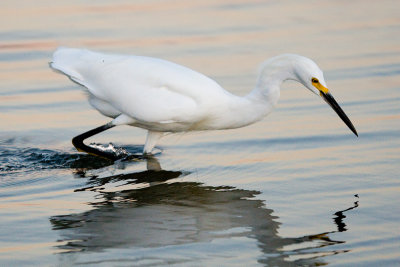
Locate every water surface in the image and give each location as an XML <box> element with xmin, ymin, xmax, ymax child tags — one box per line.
<box><xmin>1</xmin><ymin>0</ymin><xmax>400</xmax><ymax>266</ymax></box>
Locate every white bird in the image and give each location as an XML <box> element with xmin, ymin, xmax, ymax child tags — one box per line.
<box><xmin>50</xmin><ymin>47</ymin><xmax>357</xmax><ymax>159</ymax></box>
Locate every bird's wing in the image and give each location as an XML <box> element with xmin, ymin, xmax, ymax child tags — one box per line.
<box><xmin>51</xmin><ymin>47</ymin><xmax>227</xmax><ymax>123</ymax></box>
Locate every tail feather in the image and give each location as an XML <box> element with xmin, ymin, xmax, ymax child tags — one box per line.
<box><xmin>50</xmin><ymin>46</ymin><xmax>116</xmax><ymax>100</ymax></box>
<box><xmin>50</xmin><ymin>47</ymin><xmax>89</xmax><ymax>86</ymax></box>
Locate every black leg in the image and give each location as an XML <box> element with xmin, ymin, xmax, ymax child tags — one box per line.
<box><xmin>72</xmin><ymin>122</ymin><xmax>117</xmax><ymax>160</ymax></box>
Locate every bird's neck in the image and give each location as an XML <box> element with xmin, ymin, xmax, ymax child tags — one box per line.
<box><xmin>240</xmin><ymin>61</ymin><xmax>297</xmax><ymax>124</ymax></box>
<box><xmin>213</xmin><ymin>75</ymin><xmax>286</xmax><ymax>130</ymax></box>
<box><xmin>210</xmin><ymin>56</ymin><xmax>298</xmax><ymax>130</ymax></box>
<box><xmin>251</xmin><ymin>55</ymin><xmax>298</xmax><ymax>103</ymax></box>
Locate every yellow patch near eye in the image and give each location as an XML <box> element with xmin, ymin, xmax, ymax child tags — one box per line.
<box><xmin>311</xmin><ymin>78</ymin><xmax>329</xmax><ymax>94</ymax></box>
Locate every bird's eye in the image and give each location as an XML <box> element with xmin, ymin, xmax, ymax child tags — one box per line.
<box><xmin>311</xmin><ymin>78</ymin><xmax>319</xmax><ymax>83</ymax></box>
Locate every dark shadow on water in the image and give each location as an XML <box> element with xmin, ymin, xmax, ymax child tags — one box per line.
<box><xmin>50</xmin><ymin>157</ymin><xmax>359</xmax><ymax>266</ymax></box>
<box><xmin>74</xmin><ymin>157</ymin><xmax>185</xmax><ymax>193</ymax></box>
<box><xmin>334</xmin><ymin>197</ymin><xmax>359</xmax><ymax>232</ymax></box>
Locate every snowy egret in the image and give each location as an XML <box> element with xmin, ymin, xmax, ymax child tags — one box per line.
<box><xmin>50</xmin><ymin>47</ymin><xmax>357</xmax><ymax>158</ymax></box>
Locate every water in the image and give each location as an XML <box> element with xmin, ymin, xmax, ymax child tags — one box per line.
<box><xmin>1</xmin><ymin>0</ymin><xmax>400</xmax><ymax>266</ymax></box>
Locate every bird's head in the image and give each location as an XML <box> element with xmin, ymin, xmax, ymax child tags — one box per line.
<box><xmin>291</xmin><ymin>56</ymin><xmax>327</xmax><ymax>96</ymax></box>
<box><xmin>286</xmin><ymin>54</ymin><xmax>358</xmax><ymax>137</ymax></box>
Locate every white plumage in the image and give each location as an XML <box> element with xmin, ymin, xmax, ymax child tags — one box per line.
<box><xmin>50</xmin><ymin>47</ymin><xmax>357</xmax><ymax>155</ymax></box>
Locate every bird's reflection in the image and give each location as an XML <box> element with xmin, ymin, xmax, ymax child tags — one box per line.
<box><xmin>51</xmin><ymin>157</ymin><xmax>358</xmax><ymax>266</ymax></box>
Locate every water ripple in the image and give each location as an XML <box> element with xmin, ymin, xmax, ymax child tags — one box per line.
<box><xmin>0</xmin><ymin>147</ymin><xmax>112</xmax><ymax>175</ymax></box>
<box><xmin>326</xmin><ymin>63</ymin><xmax>400</xmax><ymax>80</ymax></box>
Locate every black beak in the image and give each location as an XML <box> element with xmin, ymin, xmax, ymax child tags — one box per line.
<box><xmin>320</xmin><ymin>92</ymin><xmax>358</xmax><ymax>137</ymax></box>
